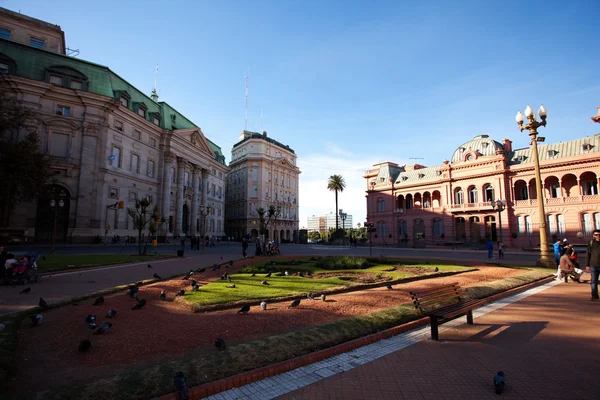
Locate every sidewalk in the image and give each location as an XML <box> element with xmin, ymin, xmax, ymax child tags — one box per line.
<box><xmin>204</xmin><ymin>279</ymin><xmax>599</xmax><ymax>400</ymax></box>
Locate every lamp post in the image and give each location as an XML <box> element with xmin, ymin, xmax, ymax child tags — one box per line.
<box><xmin>393</xmin><ymin>208</ymin><xmax>404</xmax><ymax>246</ymax></box>
<box><xmin>200</xmin><ymin>205</ymin><xmax>211</xmax><ymax>253</ymax></box>
<box><xmin>50</xmin><ymin>198</ymin><xmax>64</xmax><ymax>255</ymax></box>
<box><xmin>490</xmin><ymin>199</ymin><xmax>506</xmax><ymax>242</ymax></box>
<box><xmin>516</xmin><ymin>104</ymin><xmax>554</xmax><ymax>267</ymax></box>
<box><xmin>339</xmin><ymin>209</ymin><xmax>347</xmax><ymax>245</ymax></box>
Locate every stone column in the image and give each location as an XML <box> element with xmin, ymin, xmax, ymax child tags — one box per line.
<box><xmin>191</xmin><ymin>164</ymin><xmax>200</xmax><ymax>236</ymax></box>
<box><xmin>174</xmin><ymin>157</ymin><xmax>185</xmax><ymax>236</ymax></box>
<box><xmin>161</xmin><ymin>152</ymin><xmax>175</xmax><ymax>230</ymax></box>
<box><xmin>70</xmin><ymin>121</ymin><xmax>96</xmax><ymax>240</ymax></box>
<box><xmin>201</xmin><ymin>168</ymin><xmax>209</xmax><ymax>239</ymax></box>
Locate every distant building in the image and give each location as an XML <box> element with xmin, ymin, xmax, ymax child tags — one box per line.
<box><xmin>307</xmin><ymin>212</ymin><xmax>354</xmax><ymax>233</ymax></box>
<box><xmin>226</xmin><ymin>130</ymin><xmax>300</xmax><ymax>242</ymax></box>
<box><xmin>364</xmin><ymin>131</ymin><xmax>600</xmax><ymax>249</ymax></box>
<box><xmin>0</xmin><ymin>8</ymin><xmax>227</xmax><ymax>243</ymax></box>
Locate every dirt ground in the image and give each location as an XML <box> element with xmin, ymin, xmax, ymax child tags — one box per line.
<box><xmin>9</xmin><ymin>257</ymin><xmax>521</xmax><ymax>397</ymax></box>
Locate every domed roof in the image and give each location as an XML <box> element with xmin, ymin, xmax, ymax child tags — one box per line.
<box><xmin>451</xmin><ymin>135</ymin><xmax>504</xmax><ymax>163</ymax></box>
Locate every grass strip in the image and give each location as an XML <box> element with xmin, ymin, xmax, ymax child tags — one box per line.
<box><xmin>37</xmin><ymin>254</ymin><xmax>174</xmax><ymax>274</ymax></box>
<box><xmin>33</xmin><ymin>268</ymin><xmax>551</xmax><ymax>400</ymax></box>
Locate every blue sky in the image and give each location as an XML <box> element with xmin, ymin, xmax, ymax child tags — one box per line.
<box><xmin>5</xmin><ymin>0</ymin><xmax>599</xmax><ymax>227</ymax></box>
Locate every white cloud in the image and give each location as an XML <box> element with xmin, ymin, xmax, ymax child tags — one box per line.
<box><xmin>297</xmin><ymin>151</ymin><xmax>381</xmax><ymax>229</ymax></box>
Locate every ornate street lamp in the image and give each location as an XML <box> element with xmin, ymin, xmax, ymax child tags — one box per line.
<box><xmin>200</xmin><ymin>205</ymin><xmax>211</xmax><ymax>253</ymax></box>
<box><xmin>339</xmin><ymin>209</ymin><xmax>347</xmax><ymax>245</ymax></box>
<box><xmin>50</xmin><ymin>198</ymin><xmax>64</xmax><ymax>255</ymax></box>
<box><xmin>516</xmin><ymin>104</ymin><xmax>554</xmax><ymax>267</ymax></box>
<box><xmin>490</xmin><ymin>199</ymin><xmax>506</xmax><ymax>242</ymax></box>
<box><xmin>394</xmin><ymin>208</ymin><xmax>404</xmax><ymax>246</ymax></box>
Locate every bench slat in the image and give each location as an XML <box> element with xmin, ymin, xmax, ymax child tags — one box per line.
<box><xmin>413</xmin><ymin>289</ymin><xmax>463</xmax><ymax>303</ymax></box>
<box><xmin>409</xmin><ymin>283</ymin><xmax>460</xmax><ymax>297</ymax></box>
<box><xmin>430</xmin><ymin>300</ymin><xmax>483</xmax><ymax>318</ymax></box>
<box><xmin>410</xmin><ymin>287</ymin><xmax>462</xmax><ymax>301</ymax></box>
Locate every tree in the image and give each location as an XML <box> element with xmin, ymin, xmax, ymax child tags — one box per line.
<box><xmin>127</xmin><ymin>197</ymin><xmax>160</xmax><ymax>255</ymax></box>
<box><xmin>257</xmin><ymin>205</ymin><xmax>280</xmax><ymax>251</ymax></box>
<box><xmin>307</xmin><ymin>231</ymin><xmax>321</xmax><ymax>242</ymax></box>
<box><xmin>327</xmin><ymin>174</ymin><xmax>346</xmax><ymax>231</ymax></box>
<box><xmin>0</xmin><ymin>86</ymin><xmax>52</xmax><ymax>226</ymax></box>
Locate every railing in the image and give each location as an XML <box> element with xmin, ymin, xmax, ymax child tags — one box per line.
<box><xmin>449</xmin><ymin>202</ymin><xmax>493</xmax><ymax>210</ymax></box>
<box><xmin>48</xmin><ymin>155</ymin><xmax>72</xmax><ymax>164</ymax></box>
<box><xmin>513</xmin><ymin>195</ymin><xmax>599</xmax><ymax>207</ymax></box>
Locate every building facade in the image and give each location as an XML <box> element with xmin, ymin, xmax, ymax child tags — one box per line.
<box><xmin>226</xmin><ymin>130</ymin><xmax>300</xmax><ymax>242</ymax></box>
<box><xmin>0</xmin><ymin>8</ymin><xmax>228</xmax><ymax>243</ymax></box>
<box><xmin>364</xmin><ymin>129</ymin><xmax>600</xmax><ymax>249</ymax></box>
<box><xmin>307</xmin><ymin>213</ymin><xmax>354</xmax><ymax>233</ymax></box>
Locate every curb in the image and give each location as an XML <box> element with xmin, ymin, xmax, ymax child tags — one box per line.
<box><xmin>159</xmin><ymin>274</ymin><xmax>555</xmax><ymax>400</ymax></box>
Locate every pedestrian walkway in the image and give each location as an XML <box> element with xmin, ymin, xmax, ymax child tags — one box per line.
<box><xmin>204</xmin><ymin>279</ymin><xmax>599</xmax><ymax>400</ymax></box>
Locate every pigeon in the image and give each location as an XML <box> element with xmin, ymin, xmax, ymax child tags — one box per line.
<box><xmin>30</xmin><ymin>314</ymin><xmax>43</xmax><ymax>326</ymax></box>
<box><xmin>78</xmin><ymin>339</ymin><xmax>92</xmax><ymax>352</ymax></box>
<box><xmin>292</xmin><ymin>260</ymin><xmax>297</xmax><ymax>265</ymax></box>
<box><xmin>93</xmin><ymin>321</ymin><xmax>112</xmax><ymax>335</ymax></box>
<box><xmin>237</xmin><ymin>303</ymin><xmax>251</xmax><ymax>314</ymax></box>
<box><xmin>289</xmin><ymin>299</ymin><xmax>300</xmax><ymax>309</ymax></box>
<box><xmin>176</xmin><ymin>289</ymin><xmax>185</xmax><ymax>297</ymax></box>
<box><xmin>20</xmin><ymin>287</ymin><xmax>31</xmax><ymax>294</ymax></box>
<box><xmin>106</xmin><ymin>309</ymin><xmax>117</xmax><ymax>318</ymax></box>
<box><xmin>285</xmin><ymin>271</ymin><xmax>289</xmax><ymax>276</ymax></box>
<box><xmin>220</xmin><ymin>256</ymin><xmax>223</xmax><ymax>261</ymax></box>
<box><xmin>225</xmin><ymin>264</ymin><xmax>231</xmax><ymax>268</ymax></box>
<box><xmin>147</xmin><ymin>264</ymin><xmax>152</xmax><ymax>269</ymax></box>
<box><xmin>159</xmin><ymin>290</ymin><xmax>167</xmax><ymax>300</ymax></box>
<box><xmin>153</xmin><ymin>273</ymin><xmax>161</xmax><ymax>280</ymax></box>
<box><xmin>223</xmin><ymin>272</ymin><xmax>228</xmax><ymax>277</ymax></box>
<box><xmin>195</xmin><ymin>267</ymin><xmax>206</xmax><ymax>273</ymax></box>
<box><xmin>132</xmin><ymin>299</ymin><xmax>147</xmax><ymax>310</ymax></box>
<box><xmin>321</xmin><ymin>294</ymin><xmax>327</xmax><ymax>301</ymax></box>
<box><xmin>385</xmin><ymin>282</ymin><xmax>393</xmax><ymax>290</ymax></box>
<box><xmin>39</xmin><ymin>297</ymin><xmax>49</xmax><ymax>309</ymax></box>
<box><xmin>127</xmin><ymin>287</ymin><xmax>139</xmax><ymax>299</ymax></box>
<box><xmin>307</xmin><ymin>271</ymin><xmax>313</xmax><ymax>277</ymax></box>
<box><xmin>227</xmin><ymin>276</ymin><xmax>232</xmax><ymax>282</ymax></box>
<box><xmin>271</xmin><ymin>261</ymin><xmax>276</xmax><ymax>265</ymax></box>
<box><xmin>434</xmin><ymin>267</ymin><xmax>439</xmax><ymax>272</ymax></box>
<box><xmin>307</xmin><ymin>293</ymin><xmax>315</xmax><ymax>300</ymax></box>
<box><xmin>298</xmin><ymin>272</ymin><xmax>305</xmax><ymax>277</ymax></box>
<box><xmin>265</xmin><ymin>272</ymin><xmax>272</xmax><ymax>278</ymax></box>
<box><xmin>182</xmin><ymin>273</ymin><xmax>190</xmax><ymax>280</ymax></box>
<box><xmin>215</xmin><ymin>337</ymin><xmax>226</xmax><ymax>351</ymax></box>
<box><xmin>136</xmin><ymin>281</ymin><xmax>143</xmax><ymax>287</ymax></box>
<box><xmin>190</xmin><ymin>279</ymin><xmax>197</xmax><ymax>287</ymax></box>
<box><xmin>229</xmin><ymin>260</ymin><xmax>234</xmax><ymax>265</ymax></box>
<box><xmin>494</xmin><ymin>371</ymin><xmax>505</xmax><ymax>394</ymax></box>
<box><xmin>260</xmin><ymin>301</ymin><xmax>267</xmax><ymax>310</ymax></box>
<box><xmin>214</xmin><ymin>264</ymin><xmax>220</xmax><ymax>270</ymax></box>
<box><xmin>93</xmin><ymin>296</ymin><xmax>105</xmax><ymax>306</ymax></box>
<box><xmin>251</xmin><ymin>273</ymin><xmax>256</xmax><ymax>277</ymax></box>
<box><xmin>211</xmin><ymin>266</ymin><xmax>217</xmax><ymax>272</ymax></box>
<box><xmin>226</xmin><ymin>284</ymin><xmax>236</xmax><ymax>288</ymax></box>
<box><xmin>88</xmin><ymin>322</ymin><xmax>97</xmax><ymax>329</ymax></box>
<box><xmin>261</xmin><ymin>280</ymin><xmax>270</xmax><ymax>285</ymax></box>
<box><xmin>85</xmin><ymin>314</ymin><xmax>96</xmax><ymax>324</ymax></box>
<box><xmin>173</xmin><ymin>371</ymin><xmax>189</xmax><ymax>400</ymax></box>
<box><xmin>192</xmin><ymin>284</ymin><xmax>199</xmax><ymax>291</ymax></box>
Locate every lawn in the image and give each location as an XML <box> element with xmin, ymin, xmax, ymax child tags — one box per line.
<box><xmin>185</xmin><ymin>260</ymin><xmax>473</xmax><ymax>306</ymax></box>
<box><xmin>36</xmin><ymin>254</ymin><xmax>174</xmax><ymax>273</ymax></box>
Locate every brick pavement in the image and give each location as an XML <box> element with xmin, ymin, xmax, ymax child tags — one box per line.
<box><xmin>203</xmin><ymin>279</ymin><xmax>598</xmax><ymax>400</ymax></box>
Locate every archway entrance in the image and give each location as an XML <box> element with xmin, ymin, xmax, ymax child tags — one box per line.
<box><xmin>35</xmin><ymin>185</ymin><xmax>70</xmax><ymax>243</ymax></box>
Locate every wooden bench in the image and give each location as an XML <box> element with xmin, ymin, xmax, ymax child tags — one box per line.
<box><xmin>409</xmin><ymin>283</ymin><xmax>484</xmax><ymax>341</ymax></box>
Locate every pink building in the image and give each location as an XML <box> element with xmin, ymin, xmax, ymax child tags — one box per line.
<box><xmin>364</xmin><ymin>124</ymin><xmax>600</xmax><ymax>250</ymax></box>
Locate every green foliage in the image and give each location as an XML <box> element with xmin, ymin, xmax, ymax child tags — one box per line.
<box><xmin>327</xmin><ymin>174</ymin><xmax>346</xmax><ymax>231</ymax></box>
<box><xmin>0</xmin><ymin>88</ymin><xmax>52</xmax><ymax>225</ymax></box>
<box><xmin>315</xmin><ymin>256</ymin><xmax>370</xmax><ymax>270</ymax></box>
<box><xmin>307</xmin><ymin>231</ymin><xmax>321</xmax><ymax>242</ymax></box>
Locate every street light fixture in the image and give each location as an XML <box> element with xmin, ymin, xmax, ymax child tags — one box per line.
<box><xmin>50</xmin><ymin>198</ymin><xmax>64</xmax><ymax>255</ymax></box>
<box><xmin>200</xmin><ymin>205</ymin><xmax>211</xmax><ymax>253</ymax></box>
<box><xmin>516</xmin><ymin>104</ymin><xmax>554</xmax><ymax>267</ymax></box>
<box><xmin>490</xmin><ymin>199</ymin><xmax>506</xmax><ymax>242</ymax></box>
<box><xmin>393</xmin><ymin>208</ymin><xmax>404</xmax><ymax>246</ymax></box>
<box><xmin>339</xmin><ymin>209</ymin><xmax>347</xmax><ymax>245</ymax></box>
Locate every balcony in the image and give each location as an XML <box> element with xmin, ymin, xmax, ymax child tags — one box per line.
<box><xmin>48</xmin><ymin>155</ymin><xmax>73</xmax><ymax>165</ymax></box>
<box><xmin>514</xmin><ymin>195</ymin><xmax>599</xmax><ymax>207</ymax></box>
<box><xmin>448</xmin><ymin>202</ymin><xmax>493</xmax><ymax>212</ymax></box>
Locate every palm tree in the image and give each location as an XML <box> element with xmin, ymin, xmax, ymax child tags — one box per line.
<box><xmin>327</xmin><ymin>174</ymin><xmax>346</xmax><ymax>231</ymax></box>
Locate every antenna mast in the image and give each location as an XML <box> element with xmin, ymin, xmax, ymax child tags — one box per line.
<box><xmin>151</xmin><ymin>65</ymin><xmax>159</xmax><ymax>102</ymax></box>
<box><xmin>245</xmin><ymin>71</ymin><xmax>249</xmax><ymax>131</ymax></box>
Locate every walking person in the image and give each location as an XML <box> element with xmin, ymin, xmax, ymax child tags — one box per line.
<box><xmin>242</xmin><ymin>238</ymin><xmax>248</xmax><ymax>258</ymax></box>
<box><xmin>486</xmin><ymin>239</ymin><xmax>494</xmax><ymax>259</ymax></box>
<box><xmin>498</xmin><ymin>241</ymin><xmax>504</xmax><ymax>259</ymax></box>
<box><xmin>585</xmin><ymin>229</ymin><xmax>600</xmax><ymax>301</ymax></box>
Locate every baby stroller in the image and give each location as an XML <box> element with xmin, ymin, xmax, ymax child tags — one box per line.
<box><xmin>1</xmin><ymin>253</ymin><xmax>41</xmax><ymax>285</ymax></box>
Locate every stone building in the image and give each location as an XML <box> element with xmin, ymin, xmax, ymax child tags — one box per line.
<box><xmin>226</xmin><ymin>130</ymin><xmax>300</xmax><ymax>242</ymax></box>
<box><xmin>307</xmin><ymin>213</ymin><xmax>354</xmax><ymax>233</ymax></box>
<box><xmin>364</xmin><ymin>128</ymin><xmax>600</xmax><ymax>250</ymax></box>
<box><xmin>0</xmin><ymin>8</ymin><xmax>228</xmax><ymax>243</ymax></box>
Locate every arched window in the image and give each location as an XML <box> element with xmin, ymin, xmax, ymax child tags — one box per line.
<box><xmin>454</xmin><ymin>188</ymin><xmax>464</xmax><ymax>205</ymax></box>
<box><xmin>548</xmin><ymin>214</ymin><xmax>557</xmax><ymax>235</ymax></box>
<box><xmin>398</xmin><ymin>220</ymin><xmax>407</xmax><ymax>237</ymax></box>
<box><xmin>557</xmin><ymin>214</ymin><xmax>565</xmax><ymax>234</ymax></box>
<box><xmin>468</xmin><ymin>186</ymin><xmax>478</xmax><ymax>203</ymax></box>
<box><xmin>518</xmin><ymin>216</ymin><xmax>525</xmax><ymax>234</ymax></box>
<box><xmin>377</xmin><ymin>221</ymin><xmax>387</xmax><ymax>236</ymax></box>
<box><xmin>525</xmin><ymin>216</ymin><xmax>532</xmax><ymax>236</ymax></box>
<box><xmin>405</xmin><ymin>194</ymin><xmax>413</xmax><ymax>210</ymax></box>
<box><xmin>484</xmin><ymin>184</ymin><xmax>494</xmax><ymax>202</ymax></box>
<box><xmin>376</xmin><ymin>198</ymin><xmax>385</xmax><ymax>212</ymax></box>
<box><xmin>582</xmin><ymin>213</ymin><xmax>600</xmax><ymax>234</ymax></box>
<box><xmin>432</xmin><ymin>218</ymin><xmax>444</xmax><ymax>237</ymax></box>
